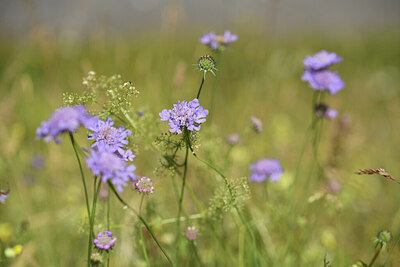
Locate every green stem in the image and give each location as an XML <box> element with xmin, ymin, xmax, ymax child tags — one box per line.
<box><xmin>368</xmin><ymin>244</ymin><xmax>383</xmax><ymax>267</ymax></box>
<box><xmin>187</xmin><ymin>138</ymin><xmax>263</xmax><ymax>265</ymax></box>
<box><xmin>88</xmin><ymin>177</ymin><xmax>101</xmax><ymax>267</ymax></box>
<box><xmin>190</xmin><ymin>241</ymin><xmax>204</xmax><ymax>267</ymax></box>
<box><xmin>175</xmin><ymin>132</ymin><xmax>190</xmax><ymax>262</ymax></box>
<box><xmin>196</xmin><ymin>72</ymin><xmax>206</xmax><ymax>100</ymax></box>
<box><xmin>107</xmin><ymin>186</ymin><xmax>110</xmax><ymax>267</ymax></box>
<box><xmin>108</xmin><ymin>182</ymin><xmax>175</xmax><ymax>266</ymax></box>
<box><xmin>139</xmin><ymin>195</ymin><xmax>151</xmax><ymax>266</ymax></box>
<box><xmin>69</xmin><ymin>134</ymin><xmax>90</xmax><ymax>220</ymax></box>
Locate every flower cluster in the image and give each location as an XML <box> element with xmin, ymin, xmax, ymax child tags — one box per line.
<box><xmin>185</xmin><ymin>226</ymin><xmax>199</xmax><ymax>241</ymax></box>
<box><xmin>86</xmin><ymin>144</ymin><xmax>136</xmax><ymax>193</ymax></box>
<box><xmin>87</xmin><ymin>118</ymin><xmax>135</xmax><ymax>161</ymax></box>
<box><xmin>135</xmin><ymin>176</ymin><xmax>154</xmax><ymax>194</ymax></box>
<box><xmin>249</xmin><ymin>158</ymin><xmax>283</xmax><ymax>182</ymax></box>
<box><xmin>301</xmin><ymin>50</ymin><xmax>344</xmax><ymax>95</ymax></box>
<box><xmin>93</xmin><ymin>230</ymin><xmax>117</xmax><ymax>251</ymax></box>
<box><xmin>159</xmin><ymin>98</ymin><xmax>208</xmax><ymax>134</ymax></box>
<box><xmin>315</xmin><ymin>104</ymin><xmax>338</xmax><ymax>119</ymax></box>
<box><xmin>200</xmin><ymin>31</ymin><xmax>238</xmax><ymax>50</ymax></box>
<box><xmin>36</xmin><ymin>105</ymin><xmax>95</xmax><ymax>143</ymax></box>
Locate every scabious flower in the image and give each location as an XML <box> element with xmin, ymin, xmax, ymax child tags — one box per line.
<box><xmin>0</xmin><ymin>190</ymin><xmax>9</xmax><ymax>204</ymax></box>
<box><xmin>250</xmin><ymin>115</ymin><xmax>263</xmax><ymax>134</ymax></box>
<box><xmin>31</xmin><ymin>155</ymin><xmax>45</xmax><ymax>170</ymax></box>
<box><xmin>135</xmin><ymin>176</ymin><xmax>154</xmax><ymax>194</ymax></box>
<box><xmin>185</xmin><ymin>226</ymin><xmax>199</xmax><ymax>241</ymax></box>
<box><xmin>159</xmin><ymin>98</ymin><xmax>208</xmax><ymax>134</ymax></box>
<box><xmin>226</xmin><ymin>133</ymin><xmax>242</xmax><ymax>145</ymax></box>
<box><xmin>87</xmin><ymin>118</ymin><xmax>135</xmax><ymax>161</ymax></box>
<box><xmin>249</xmin><ymin>158</ymin><xmax>283</xmax><ymax>182</ymax></box>
<box><xmin>315</xmin><ymin>104</ymin><xmax>338</xmax><ymax>119</ymax></box>
<box><xmin>303</xmin><ymin>50</ymin><xmax>342</xmax><ymax>70</ymax></box>
<box><xmin>200</xmin><ymin>31</ymin><xmax>238</xmax><ymax>50</ymax></box>
<box><xmin>36</xmin><ymin>105</ymin><xmax>95</xmax><ymax>143</ymax></box>
<box><xmin>302</xmin><ymin>50</ymin><xmax>345</xmax><ymax>95</ymax></box>
<box><xmin>86</xmin><ymin>145</ymin><xmax>136</xmax><ymax>192</ymax></box>
<box><xmin>302</xmin><ymin>70</ymin><xmax>345</xmax><ymax>95</ymax></box>
<box><xmin>93</xmin><ymin>230</ymin><xmax>117</xmax><ymax>251</ymax></box>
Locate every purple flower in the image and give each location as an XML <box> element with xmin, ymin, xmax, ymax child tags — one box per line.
<box><xmin>0</xmin><ymin>188</ymin><xmax>9</xmax><ymax>204</ymax></box>
<box><xmin>135</xmin><ymin>176</ymin><xmax>154</xmax><ymax>194</ymax></box>
<box><xmin>185</xmin><ymin>226</ymin><xmax>199</xmax><ymax>241</ymax></box>
<box><xmin>226</xmin><ymin>133</ymin><xmax>242</xmax><ymax>145</ymax></box>
<box><xmin>31</xmin><ymin>155</ymin><xmax>45</xmax><ymax>170</ymax></box>
<box><xmin>315</xmin><ymin>104</ymin><xmax>338</xmax><ymax>119</ymax></box>
<box><xmin>93</xmin><ymin>230</ymin><xmax>117</xmax><ymax>251</ymax></box>
<box><xmin>86</xmin><ymin>145</ymin><xmax>136</xmax><ymax>192</ymax></box>
<box><xmin>159</xmin><ymin>98</ymin><xmax>208</xmax><ymax>134</ymax></box>
<box><xmin>250</xmin><ymin>115</ymin><xmax>263</xmax><ymax>134</ymax></box>
<box><xmin>303</xmin><ymin>50</ymin><xmax>342</xmax><ymax>70</ymax></box>
<box><xmin>249</xmin><ymin>158</ymin><xmax>283</xmax><ymax>183</ymax></box>
<box><xmin>87</xmin><ymin>118</ymin><xmax>134</xmax><ymax>161</ymax></box>
<box><xmin>200</xmin><ymin>31</ymin><xmax>238</xmax><ymax>50</ymax></box>
<box><xmin>302</xmin><ymin>69</ymin><xmax>345</xmax><ymax>95</ymax></box>
<box><xmin>36</xmin><ymin>105</ymin><xmax>95</xmax><ymax>143</ymax></box>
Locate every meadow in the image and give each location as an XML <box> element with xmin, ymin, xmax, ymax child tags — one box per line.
<box><xmin>0</xmin><ymin>29</ymin><xmax>400</xmax><ymax>266</ymax></box>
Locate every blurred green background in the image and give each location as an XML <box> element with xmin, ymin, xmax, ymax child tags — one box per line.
<box><xmin>1</xmin><ymin>1</ymin><xmax>400</xmax><ymax>266</ymax></box>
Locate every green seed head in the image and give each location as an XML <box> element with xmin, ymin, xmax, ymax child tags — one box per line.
<box><xmin>197</xmin><ymin>55</ymin><xmax>216</xmax><ymax>75</ymax></box>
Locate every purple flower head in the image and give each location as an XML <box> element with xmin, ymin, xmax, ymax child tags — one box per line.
<box><xmin>31</xmin><ymin>155</ymin><xmax>45</xmax><ymax>170</ymax></box>
<box><xmin>302</xmin><ymin>69</ymin><xmax>345</xmax><ymax>95</ymax></box>
<box><xmin>87</xmin><ymin>118</ymin><xmax>134</xmax><ymax>161</ymax></box>
<box><xmin>250</xmin><ymin>115</ymin><xmax>263</xmax><ymax>134</ymax></box>
<box><xmin>36</xmin><ymin>105</ymin><xmax>95</xmax><ymax>143</ymax></box>
<box><xmin>200</xmin><ymin>31</ymin><xmax>238</xmax><ymax>50</ymax></box>
<box><xmin>93</xmin><ymin>230</ymin><xmax>117</xmax><ymax>251</ymax></box>
<box><xmin>185</xmin><ymin>226</ymin><xmax>199</xmax><ymax>241</ymax></box>
<box><xmin>303</xmin><ymin>50</ymin><xmax>342</xmax><ymax>70</ymax></box>
<box><xmin>159</xmin><ymin>98</ymin><xmax>208</xmax><ymax>134</ymax></box>
<box><xmin>86</xmin><ymin>144</ymin><xmax>136</xmax><ymax>193</ymax></box>
<box><xmin>226</xmin><ymin>133</ymin><xmax>242</xmax><ymax>145</ymax></box>
<box><xmin>135</xmin><ymin>176</ymin><xmax>154</xmax><ymax>194</ymax></box>
<box><xmin>249</xmin><ymin>158</ymin><xmax>283</xmax><ymax>183</ymax></box>
<box><xmin>0</xmin><ymin>190</ymin><xmax>9</xmax><ymax>204</ymax></box>
<box><xmin>315</xmin><ymin>104</ymin><xmax>338</xmax><ymax>119</ymax></box>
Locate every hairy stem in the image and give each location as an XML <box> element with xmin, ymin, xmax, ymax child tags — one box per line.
<box><xmin>196</xmin><ymin>72</ymin><xmax>206</xmax><ymax>100</ymax></box>
<box><xmin>88</xmin><ymin>177</ymin><xmax>101</xmax><ymax>267</ymax></box>
<box><xmin>368</xmin><ymin>244</ymin><xmax>383</xmax><ymax>267</ymax></box>
<box><xmin>69</xmin><ymin>134</ymin><xmax>90</xmax><ymax>220</ymax></box>
<box><xmin>175</xmin><ymin>132</ymin><xmax>190</xmax><ymax>262</ymax></box>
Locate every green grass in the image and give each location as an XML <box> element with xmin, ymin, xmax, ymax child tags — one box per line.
<box><xmin>0</xmin><ymin>29</ymin><xmax>400</xmax><ymax>266</ymax></box>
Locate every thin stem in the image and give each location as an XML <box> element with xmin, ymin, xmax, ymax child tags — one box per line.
<box><xmin>108</xmin><ymin>182</ymin><xmax>175</xmax><ymax>266</ymax></box>
<box><xmin>87</xmin><ymin>177</ymin><xmax>101</xmax><ymax>267</ymax></box>
<box><xmin>190</xmin><ymin>241</ymin><xmax>204</xmax><ymax>267</ymax></box>
<box><xmin>69</xmin><ymin>134</ymin><xmax>90</xmax><ymax>220</ymax></box>
<box><xmin>368</xmin><ymin>244</ymin><xmax>383</xmax><ymax>267</ymax></box>
<box><xmin>139</xmin><ymin>195</ymin><xmax>151</xmax><ymax>266</ymax></box>
<box><xmin>107</xmin><ymin>186</ymin><xmax>110</xmax><ymax>267</ymax></box>
<box><xmin>196</xmin><ymin>72</ymin><xmax>206</xmax><ymax>100</ymax></box>
<box><xmin>187</xmin><ymin>138</ymin><xmax>263</xmax><ymax>265</ymax></box>
<box><xmin>175</xmin><ymin>132</ymin><xmax>190</xmax><ymax>262</ymax></box>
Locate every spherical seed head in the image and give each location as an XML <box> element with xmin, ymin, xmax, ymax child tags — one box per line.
<box><xmin>185</xmin><ymin>226</ymin><xmax>199</xmax><ymax>241</ymax></box>
<box><xmin>198</xmin><ymin>56</ymin><xmax>215</xmax><ymax>71</ymax></box>
<box><xmin>90</xmin><ymin>252</ymin><xmax>103</xmax><ymax>266</ymax></box>
<box><xmin>93</xmin><ymin>230</ymin><xmax>117</xmax><ymax>251</ymax></box>
<box><xmin>378</xmin><ymin>230</ymin><xmax>391</xmax><ymax>243</ymax></box>
<box><xmin>135</xmin><ymin>176</ymin><xmax>154</xmax><ymax>194</ymax></box>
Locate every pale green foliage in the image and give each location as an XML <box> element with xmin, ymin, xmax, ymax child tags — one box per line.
<box><xmin>208</xmin><ymin>177</ymin><xmax>251</xmax><ymax>219</ymax></box>
<box><xmin>63</xmin><ymin>71</ymin><xmax>139</xmax><ymax>117</ymax></box>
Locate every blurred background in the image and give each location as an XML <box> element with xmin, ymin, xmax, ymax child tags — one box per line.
<box><xmin>0</xmin><ymin>0</ymin><xmax>399</xmax><ymax>266</ymax></box>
